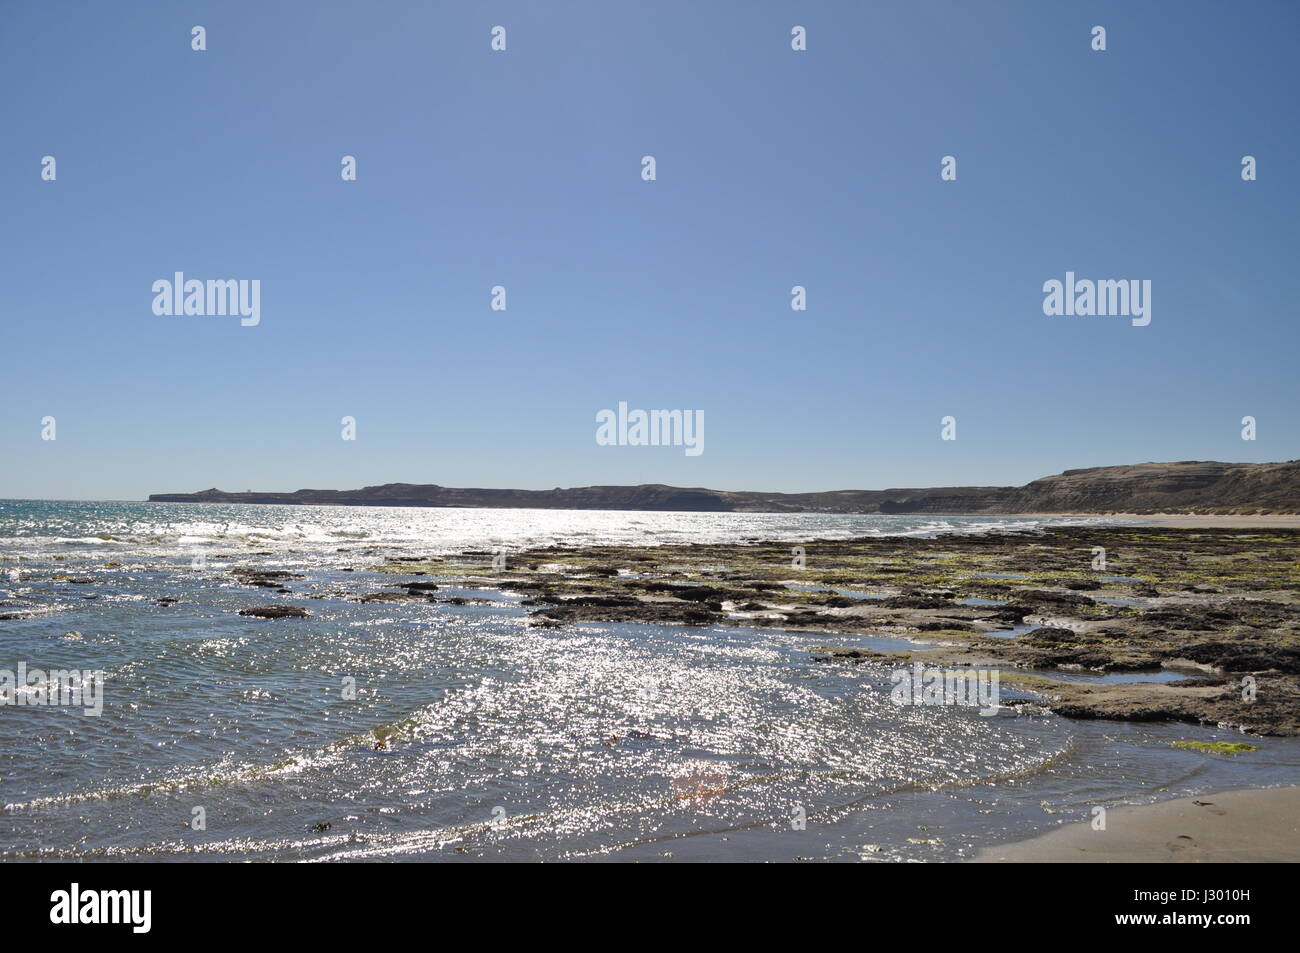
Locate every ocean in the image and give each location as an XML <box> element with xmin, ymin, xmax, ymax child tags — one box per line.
<box><xmin>2</xmin><ymin>500</ymin><xmax>1298</xmax><ymax>862</ymax></box>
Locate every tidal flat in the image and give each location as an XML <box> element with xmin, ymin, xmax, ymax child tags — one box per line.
<box><xmin>375</xmin><ymin>526</ymin><xmax>1300</xmax><ymax>736</ymax></box>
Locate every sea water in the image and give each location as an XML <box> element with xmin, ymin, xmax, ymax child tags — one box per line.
<box><xmin>2</xmin><ymin>501</ymin><xmax>1297</xmax><ymax>862</ymax></box>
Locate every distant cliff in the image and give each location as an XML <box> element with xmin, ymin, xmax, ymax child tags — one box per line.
<box><xmin>147</xmin><ymin>461</ymin><xmax>1300</xmax><ymax>515</ymax></box>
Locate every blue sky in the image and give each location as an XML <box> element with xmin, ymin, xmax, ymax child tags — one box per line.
<box><xmin>2</xmin><ymin>0</ymin><xmax>1296</xmax><ymax>500</ymax></box>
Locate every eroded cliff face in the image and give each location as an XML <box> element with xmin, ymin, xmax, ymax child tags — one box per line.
<box><xmin>994</xmin><ymin>461</ymin><xmax>1300</xmax><ymax>514</ymax></box>
<box><xmin>147</xmin><ymin>460</ymin><xmax>1300</xmax><ymax>514</ymax></box>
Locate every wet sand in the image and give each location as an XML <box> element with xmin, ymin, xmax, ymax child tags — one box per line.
<box><xmin>972</xmin><ymin>786</ymin><xmax>1300</xmax><ymax>862</ymax></box>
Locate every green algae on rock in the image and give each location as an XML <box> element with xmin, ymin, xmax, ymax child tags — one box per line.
<box><xmin>1170</xmin><ymin>741</ymin><xmax>1261</xmax><ymax>754</ymax></box>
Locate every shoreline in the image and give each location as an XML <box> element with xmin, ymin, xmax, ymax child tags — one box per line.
<box><xmin>972</xmin><ymin>786</ymin><xmax>1300</xmax><ymax>862</ymax></box>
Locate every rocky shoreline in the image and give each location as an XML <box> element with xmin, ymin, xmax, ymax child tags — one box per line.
<box><xmin>354</xmin><ymin>525</ymin><xmax>1300</xmax><ymax>735</ymax></box>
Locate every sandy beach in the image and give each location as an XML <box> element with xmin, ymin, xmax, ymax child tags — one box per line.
<box><xmin>973</xmin><ymin>786</ymin><xmax>1300</xmax><ymax>862</ymax></box>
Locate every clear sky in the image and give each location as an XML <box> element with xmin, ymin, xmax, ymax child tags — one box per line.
<box><xmin>2</xmin><ymin>0</ymin><xmax>1296</xmax><ymax>500</ymax></box>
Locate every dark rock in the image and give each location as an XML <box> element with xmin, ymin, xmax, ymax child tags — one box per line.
<box><xmin>1013</xmin><ymin>589</ymin><xmax>1095</xmax><ymax>607</ymax></box>
<box><xmin>1023</xmin><ymin>626</ymin><xmax>1091</xmax><ymax>644</ymax></box>
<box><xmin>878</xmin><ymin>594</ymin><xmax>952</xmax><ymax>609</ymax></box>
<box><xmin>1165</xmin><ymin>641</ymin><xmax>1300</xmax><ymax>675</ymax></box>
<box><xmin>359</xmin><ymin>591</ymin><xmax>424</xmax><ymax>603</ymax></box>
<box><xmin>536</xmin><ymin>600</ymin><xmax>716</xmax><ymax>626</ymax></box>
<box><xmin>238</xmin><ymin>606</ymin><xmax>309</xmax><ymax>619</ymax></box>
<box><xmin>231</xmin><ymin>568</ymin><xmax>299</xmax><ymax>580</ymax></box>
<box><xmin>811</xmin><ymin>648</ymin><xmax>877</xmax><ymax>663</ymax></box>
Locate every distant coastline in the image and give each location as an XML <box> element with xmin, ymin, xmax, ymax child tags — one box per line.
<box><xmin>147</xmin><ymin>460</ymin><xmax>1300</xmax><ymax>516</ymax></box>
